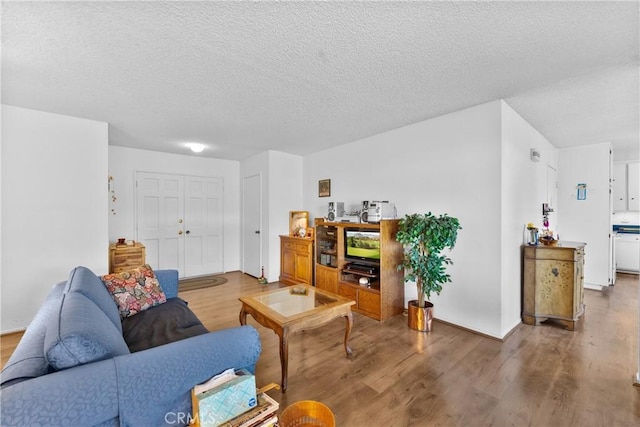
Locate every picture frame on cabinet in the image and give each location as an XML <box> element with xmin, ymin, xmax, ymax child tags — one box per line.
<box><xmin>318</xmin><ymin>179</ymin><xmax>331</xmax><ymax>197</ymax></box>
<box><xmin>289</xmin><ymin>211</ymin><xmax>309</xmax><ymax>237</ymax></box>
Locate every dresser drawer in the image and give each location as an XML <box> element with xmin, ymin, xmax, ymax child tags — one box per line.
<box><xmin>296</xmin><ymin>243</ymin><xmax>311</xmax><ymax>253</ymax></box>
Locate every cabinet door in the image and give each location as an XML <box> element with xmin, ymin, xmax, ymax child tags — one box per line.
<box><xmin>294</xmin><ymin>251</ymin><xmax>311</xmax><ymax>284</ymax></box>
<box><xmin>612</xmin><ymin>163</ymin><xmax>627</xmax><ymax>211</ymax></box>
<box><xmin>628</xmin><ymin>162</ymin><xmax>639</xmax><ymax>211</ymax></box>
<box><xmin>358</xmin><ymin>289</ymin><xmax>381</xmax><ymax>317</ymax></box>
<box><xmin>316</xmin><ymin>265</ymin><xmax>338</xmax><ymax>294</ymax></box>
<box><xmin>535</xmin><ymin>259</ymin><xmax>575</xmax><ymax>318</ymax></box>
<box><xmin>574</xmin><ymin>257</ymin><xmax>584</xmax><ymax>316</ymax></box>
<box><xmin>281</xmin><ymin>246</ymin><xmax>296</xmax><ymax>281</ymax></box>
<box><xmin>337</xmin><ymin>284</ymin><xmax>357</xmax><ymax>303</ymax></box>
<box><xmin>616</xmin><ymin>237</ymin><xmax>640</xmax><ymax>272</ymax></box>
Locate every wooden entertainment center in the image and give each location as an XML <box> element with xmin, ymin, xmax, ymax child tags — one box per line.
<box><xmin>314</xmin><ymin>219</ymin><xmax>404</xmax><ymax>321</ymax></box>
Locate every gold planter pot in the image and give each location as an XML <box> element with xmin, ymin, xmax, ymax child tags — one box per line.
<box><xmin>407</xmin><ymin>300</ymin><xmax>434</xmax><ymax>331</ymax></box>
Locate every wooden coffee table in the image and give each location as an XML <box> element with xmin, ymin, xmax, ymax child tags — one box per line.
<box><xmin>239</xmin><ymin>284</ymin><xmax>355</xmax><ymax>392</ymax></box>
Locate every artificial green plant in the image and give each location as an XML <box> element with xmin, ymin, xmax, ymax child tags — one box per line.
<box><xmin>396</xmin><ymin>212</ymin><xmax>462</xmax><ymax>308</ymax></box>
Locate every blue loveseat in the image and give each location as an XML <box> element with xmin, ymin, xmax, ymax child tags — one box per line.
<box><xmin>0</xmin><ymin>266</ymin><xmax>261</xmax><ymax>426</ymax></box>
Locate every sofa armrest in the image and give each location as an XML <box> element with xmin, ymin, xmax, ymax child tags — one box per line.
<box><xmin>114</xmin><ymin>325</ymin><xmax>261</xmax><ymax>426</ymax></box>
<box><xmin>0</xmin><ymin>358</ymin><xmax>120</xmax><ymax>426</ymax></box>
<box><xmin>155</xmin><ymin>269</ymin><xmax>179</xmax><ymax>299</ymax></box>
<box><xmin>1</xmin><ymin>325</ymin><xmax>261</xmax><ymax>427</ymax></box>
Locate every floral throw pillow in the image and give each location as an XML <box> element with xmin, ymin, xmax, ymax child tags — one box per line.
<box><xmin>101</xmin><ymin>264</ymin><xmax>167</xmax><ymax>319</ymax></box>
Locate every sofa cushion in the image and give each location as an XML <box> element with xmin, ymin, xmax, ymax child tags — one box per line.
<box><xmin>64</xmin><ymin>266</ymin><xmax>122</xmax><ymax>332</ymax></box>
<box><xmin>121</xmin><ymin>298</ymin><xmax>208</xmax><ymax>352</ymax></box>
<box><xmin>44</xmin><ymin>292</ymin><xmax>130</xmax><ymax>370</ymax></box>
<box><xmin>100</xmin><ymin>264</ymin><xmax>167</xmax><ymax>319</ymax></box>
<box><xmin>0</xmin><ymin>283</ymin><xmax>65</xmax><ymax>388</ymax></box>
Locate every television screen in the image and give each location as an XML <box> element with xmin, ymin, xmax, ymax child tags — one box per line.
<box><xmin>345</xmin><ymin>230</ymin><xmax>381</xmax><ymax>261</ymax></box>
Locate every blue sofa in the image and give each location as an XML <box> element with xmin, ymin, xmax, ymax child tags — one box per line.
<box><xmin>0</xmin><ymin>266</ymin><xmax>261</xmax><ymax>426</ymax></box>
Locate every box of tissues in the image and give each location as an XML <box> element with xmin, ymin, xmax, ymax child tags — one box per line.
<box><xmin>191</xmin><ymin>368</ymin><xmax>257</xmax><ymax>427</ymax></box>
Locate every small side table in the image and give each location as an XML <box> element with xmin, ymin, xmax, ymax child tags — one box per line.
<box><xmin>109</xmin><ymin>242</ymin><xmax>146</xmax><ymax>273</ymax></box>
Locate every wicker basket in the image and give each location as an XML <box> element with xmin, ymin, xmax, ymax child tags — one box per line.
<box><xmin>279</xmin><ymin>400</ymin><xmax>335</xmax><ymax>427</ymax></box>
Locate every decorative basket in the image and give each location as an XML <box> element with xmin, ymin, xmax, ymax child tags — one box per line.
<box><xmin>539</xmin><ymin>237</ymin><xmax>558</xmax><ymax>246</ymax></box>
<box><xmin>279</xmin><ymin>400</ymin><xmax>335</xmax><ymax>427</ymax></box>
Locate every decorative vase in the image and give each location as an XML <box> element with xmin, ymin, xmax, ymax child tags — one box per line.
<box><xmin>407</xmin><ymin>300</ymin><xmax>434</xmax><ymax>331</ymax></box>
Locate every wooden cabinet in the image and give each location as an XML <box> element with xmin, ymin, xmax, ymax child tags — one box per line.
<box><xmin>109</xmin><ymin>242</ymin><xmax>146</xmax><ymax>273</ymax></box>
<box><xmin>279</xmin><ymin>235</ymin><xmax>314</xmax><ymax>286</ymax></box>
<box><xmin>522</xmin><ymin>242</ymin><xmax>586</xmax><ymax>331</ymax></box>
<box><xmin>613</xmin><ymin>163</ymin><xmax>627</xmax><ymax>212</ymax></box>
<box><xmin>315</xmin><ymin>219</ymin><xmax>404</xmax><ymax>321</ymax></box>
<box><xmin>613</xmin><ymin>162</ymin><xmax>640</xmax><ymax>211</ymax></box>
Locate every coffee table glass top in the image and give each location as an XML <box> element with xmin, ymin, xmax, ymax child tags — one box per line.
<box><xmin>247</xmin><ymin>285</ymin><xmax>338</xmax><ymax>318</ymax></box>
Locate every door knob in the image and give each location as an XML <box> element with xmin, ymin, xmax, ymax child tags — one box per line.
<box><xmin>255</xmin><ymin>230</ymin><xmax>260</xmax><ymax>234</ymax></box>
<box><xmin>178</xmin><ymin>230</ymin><xmax>183</xmax><ymax>235</ymax></box>
<box><xmin>186</xmin><ymin>230</ymin><xmax>191</xmax><ymax>234</ymax></box>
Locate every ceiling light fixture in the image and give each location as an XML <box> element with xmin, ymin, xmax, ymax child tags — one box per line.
<box><xmin>186</xmin><ymin>143</ymin><xmax>205</xmax><ymax>153</ymax></box>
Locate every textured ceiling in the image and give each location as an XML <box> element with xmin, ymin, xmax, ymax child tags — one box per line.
<box><xmin>2</xmin><ymin>1</ymin><xmax>638</xmax><ymax>160</ymax></box>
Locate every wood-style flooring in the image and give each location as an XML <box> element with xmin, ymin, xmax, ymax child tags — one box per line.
<box><xmin>2</xmin><ymin>272</ymin><xmax>639</xmax><ymax>426</ymax></box>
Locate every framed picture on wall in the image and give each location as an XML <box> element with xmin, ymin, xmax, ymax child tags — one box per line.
<box><xmin>318</xmin><ymin>179</ymin><xmax>331</xmax><ymax>197</ymax></box>
<box><xmin>289</xmin><ymin>211</ymin><xmax>309</xmax><ymax>237</ymax></box>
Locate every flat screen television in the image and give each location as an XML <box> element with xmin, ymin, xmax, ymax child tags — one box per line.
<box><xmin>345</xmin><ymin>229</ymin><xmax>381</xmax><ymax>262</ymax></box>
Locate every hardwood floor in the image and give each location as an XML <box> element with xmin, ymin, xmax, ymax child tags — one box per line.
<box><xmin>2</xmin><ymin>272</ymin><xmax>639</xmax><ymax>426</ymax></box>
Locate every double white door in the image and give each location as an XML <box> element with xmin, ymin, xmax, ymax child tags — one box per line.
<box><xmin>136</xmin><ymin>172</ymin><xmax>223</xmax><ymax>277</ymax></box>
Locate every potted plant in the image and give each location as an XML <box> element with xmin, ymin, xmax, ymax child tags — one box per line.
<box><xmin>396</xmin><ymin>212</ymin><xmax>461</xmax><ymax>331</ymax></box>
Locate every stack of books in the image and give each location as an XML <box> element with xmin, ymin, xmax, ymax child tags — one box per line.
<box><xmin>219</xmin><ymin>392</ymin><xmax>279</xmax><ymax>427</ymax></box>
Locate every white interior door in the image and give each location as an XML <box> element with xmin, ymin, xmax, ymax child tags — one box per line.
<box><xmin>243</xmin><ymin>174</ymin><xmax>262</xmax><ymax>278</ymax></box>
<box><xmin>184</xmin><ymin>176</ymin><xmax>224</xmax><ymax>276</ymax></box>
<box><xmin>136</xmin><ymin>172</ymin><xmax>224</xmax><ymax>278</ymax></box>
<box><xmin>136</xmin><ymin>172</ymin><xmax>184</xmax><ymax>272</ymax></box>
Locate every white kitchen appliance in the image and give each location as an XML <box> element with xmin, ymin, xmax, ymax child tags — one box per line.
<box><xmin>613</xmin><ymin>225</ymin><xmax>640</xmax><ymax>274</ymax></box>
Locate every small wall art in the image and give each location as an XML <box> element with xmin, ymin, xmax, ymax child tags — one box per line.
<box><xmin>318</xmin><ymin>179</ymin><xmax>331</xmax><ymax>197</ymax></box>
<box><xmin>577</xmin><ymin>183</ymin><xmax>587</xmax><ymax>200</ymax></box>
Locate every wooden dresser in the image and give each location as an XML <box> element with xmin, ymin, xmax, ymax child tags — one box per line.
<box><xmin>279</xmin><ymin>235</ymin><xmax>314</xmax><ymax>286</ymax></box>
<box><xmin>522</xmin><ymin>241</ymin><xmax>586</xmax><ymax>331</ymax></box>
<box><xmin>109</xmin><ymin>242</ymin><xmax>146</xmax><ymax>273</ymax></box>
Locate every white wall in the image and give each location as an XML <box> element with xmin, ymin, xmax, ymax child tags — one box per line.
<box><xmin>302</xmin><ymin>100</ymin><xmax>557</xmax><ymax>338</ymax></box>
<box><xmin>304</xmin><ymin>101</ymin><xmax>506</xmax><ymax>337</ymax></box>
<box><xmin>108</xmin><ymin>146</ymin><xmax>241</xmax><ymax>272</ymax></box>
<box><xmin>558</xmin><ymin>142</ymin><xmax>612</xmax><ymax>288</ymax></box>
<box><xmin>240</xmin><ymin>150</ymin><xmax>303</xmax><ymax>282</ymax></box>
<box><xmin>1</xmin><ymin>105</ymin><xmax>108</xmax><ymax>332</ymax></box>
<box><xmin>267</xmin><ymin>151</ymin><xmax>303</xmax><ymax>280</ymax></box>
<box><xmin>501</xmin><ymin>101</ymin><xmax>559</xmax><ymax>336</ymax></box>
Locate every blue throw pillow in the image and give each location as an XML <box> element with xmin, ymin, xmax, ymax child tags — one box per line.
<box><xmin>44</xmin><ymin>293</ymin><xmax>130</xmax><ymax>370</ymax></box>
